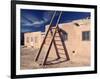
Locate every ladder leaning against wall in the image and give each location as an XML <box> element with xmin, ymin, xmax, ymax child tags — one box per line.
<box><xmin>34</xmin><ymin>11</ymin><xmax>70</xmax><ymax>66</ymax></box>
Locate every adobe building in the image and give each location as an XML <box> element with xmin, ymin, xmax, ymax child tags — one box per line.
<box><xmin>24</xmin><ymin>32</ymin><xmax>45</xmax><ymax>48</ymax></box>
<box><xmin>24</xmin><ymin>18</ymin><xmax>91</xmax><ymax>65</ymax></box>
<box><xmin>45</xmin><ymin>18</ymin><xmax>91</xmax><ymax>65</ymax></box>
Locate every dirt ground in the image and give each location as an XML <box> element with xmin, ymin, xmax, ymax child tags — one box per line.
<box><xmin>20</xmin><ymin>45</ymin><xmax>90</xmax><ymax>70</ymax></box>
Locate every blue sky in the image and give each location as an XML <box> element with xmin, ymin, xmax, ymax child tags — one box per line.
<box><xmin>21</xmin><ymin>9</ymin><xmax>90</xmax><ymax>33</ymax></box>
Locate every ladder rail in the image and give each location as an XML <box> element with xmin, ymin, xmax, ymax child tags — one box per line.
<box><xmin>55</xmin><ymin>11</ymin><xmax>62</xmax><ymax>27</ymax></box>
<box><xmin>35</xmin><ymin>11</ymin><xmax>57</xmax><ymax>61</ymax></box>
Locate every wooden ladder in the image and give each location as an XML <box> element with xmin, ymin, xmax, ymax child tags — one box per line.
<box><xmin>34</xmin><ymin>11</ymin><xmax>70</xmax><ymax>66</ymax></box>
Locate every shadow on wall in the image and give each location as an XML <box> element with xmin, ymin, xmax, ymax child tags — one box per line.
<box><xmin>60</xmin><ymin>28</ymin><xmax>68</xmax><ymax>41</ymax></box>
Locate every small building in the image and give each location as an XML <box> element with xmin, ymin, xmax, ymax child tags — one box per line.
<box><xmin>24</xmin><ymin>18</ymin><xmax>91</xmax><ymax>62</ymax></box>
<box><xmin>45</xmin><ymin>18</ymin><xmax>91</xmax><ymax>64</ymax></box>
<box><xmin>24</xmin><ymin>18</ymin><xmax>91</xmax><ymax>66</ymax></box>
<box><xmin>58</xmin><ymin>18</ymin><xmax>91</xmax><ymax>62</ymax></box>
<box><xmin>24</xmin><ymin>32</ymin><xmax>45</xmax><ymax>48</ymax></box>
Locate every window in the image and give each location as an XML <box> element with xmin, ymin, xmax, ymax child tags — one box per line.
<box><xmin>35</xmin><ymin>37</ymin><xmax>38</xmax><ymax>43</ymax></box>
<box><xmin>60</xmin><ymin>29</ymin><xmax>68</xmax><ymax>41</ymax></box>
<box><xmin>61</xmin><ymin>32</ymin><xmax>68</xmax><ymax>41</ymax></box>
<box><xmin>31</xmin><ymin>37</ymin><xmax>33</xmax><ymax>42</ymax></box>
<box><xmin>82</xmin><ymin>31</ymin><xmax>90</xmax><ymax>41</ymax></box>
<box><xmin>26</xmin><ymin>37</ymin><xmax>29</xmax><ymax>43</ymax></box>
<box><xmin>63</xmin><ymin>32</ymin><xmax>68</xmax><ymax>41</ymax></box>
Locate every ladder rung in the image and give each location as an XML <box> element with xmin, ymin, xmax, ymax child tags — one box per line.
<box><xmin>55</xmin><ymin>40</ymin><xmax>61</xmax><ymax>41</ymax></box>
<box><xmin>44</xmin><ymin>44</ymin><xmax>50</xmax><ymax>45</ymax></box>
<box><xmin>55</xmin><ymin>36</ymin><xmax>59</xmax><ymax>37</ymax></box>
<box><xmin>47</xmin><ymin>36</ymin><xmax>51</xmax><ymax>38</ymax></box>
<box><xmin>51</xmin><ymin>27</ymin><xmax>56</xmax><ymax>29</ymax></box>
<box><xmin>59</xmin><ymin>52</ymin><xmax>65</xmax><ymax>55</ymax></box>
<box><xmin>57</xmin><ymin>46</ymin><xmax>63</xmax><ymax>49</ymax></box>
<box><xmin>55</xmin><ymin>35</ymin><xmax>59</xmax><ymax>37</ymax></box>
<box><xmin>58</xmin><ymin>48</ymin><xmax>64</xmax><ymax>50</ymax></box>
<box><xmin>56</xmin><ymin>44</ymin><xmax>62</xmax><ymax>46</ymax></box>
<box><xmin>56</xmin><ymin>42</ymin><xmax>62</xmax><ymax>44</ymax></box>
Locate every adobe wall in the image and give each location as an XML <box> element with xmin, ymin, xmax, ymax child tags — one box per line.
<box><xmin>24</xmin><ymin>32</ymin><xmax>42</xmax><ymax>48</ymax></box>
<box><xmin>45</xmin><ymin>19</ymin><xmax>91</xmax><ymax>65</ymax></box>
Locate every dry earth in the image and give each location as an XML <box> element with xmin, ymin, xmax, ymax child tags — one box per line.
<box><xmin>20</xmin><ymin>45</ymin><xmax>90</xmax><ymax>70</ymax></box>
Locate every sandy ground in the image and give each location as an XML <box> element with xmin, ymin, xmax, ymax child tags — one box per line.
<box><xmin>20</xmin><ymin>45</ymin><xmax>90</xmax><ymax>70</ymax></box>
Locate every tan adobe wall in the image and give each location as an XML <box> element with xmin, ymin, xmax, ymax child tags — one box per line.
<box><xmin>24</xmin><ymin>18</ymin><xmax>91</xmax><ymax>65</ymax></box>
<box><xmin>24</xmin><ymin>32</ymin><xmax>42</xmax><ymax>48</ymax></box>
<box><xmin>59</xmin><ymin>19</ymin><xmax>90</xmax><ymax>62</ymax></box>
<box><xmin>45</xmin><ymin>19</ymin><xmax>91</xmax><ymax>64</ymax></box>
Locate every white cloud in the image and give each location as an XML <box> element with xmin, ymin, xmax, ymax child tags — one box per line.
<box><xmin>32</xmin><ymin>20</ymin><xmax>44</xmax><ymax>25</ymax></box>
<box><xmin>22</xmin><ymin>20</ymin><xmax>45</xmax><ymax>27</ymax></box>
<box><xmin>22</xmin><ymin>11</ymin><xmax>53</xmax><ymax>27</ymax></box>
